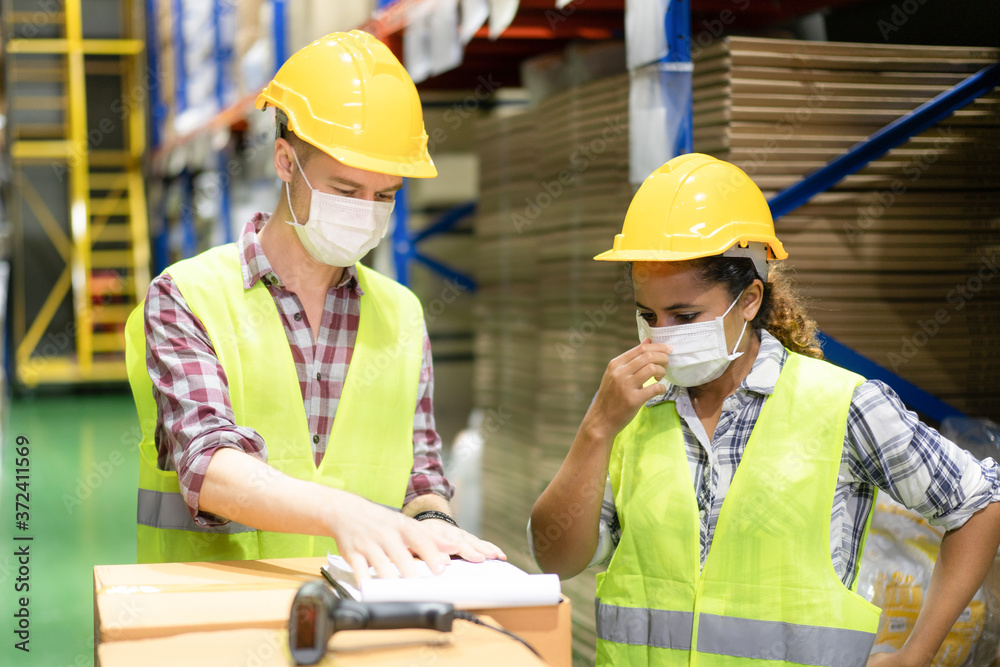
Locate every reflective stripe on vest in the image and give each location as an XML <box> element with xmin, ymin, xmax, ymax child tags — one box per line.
<box><xmin>596</xmin><ymin>601</ymin><xmax>693</xmax><ymax>650</ymax></box>
<box><xmin>697</xmin><ymin>613</ymin><xmax>875</xmax><ymax>667</ymax></box>
<box><xmin>596</xmin><ymin>601</ymin><xmax>873</xmax><ymax>667</ymax></box>
<box><xmin>137</xmin><ymin>488</ymin><xmax>255</xmax><ymax>534</ymax></box>
<box><xmin>126</xmin><ymin>244</ymin><xmax>423</xmax><ymax>563</ymax></box>
<box><xmin>594</xmin><ymin>351</ymin><xmax>881</xmax><ymax>667</ymax></box>
<box><xmin>136</xmin><ymin>488</ymin><xmax>401</xmax><ymax>533</ymax></box>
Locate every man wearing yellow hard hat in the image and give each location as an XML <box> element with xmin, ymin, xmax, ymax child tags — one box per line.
<box><xmin>531</xmin><ymin>154</ymin><xmax>1000</xmax><ymax>667</ymax></box>
<box><xmin>126</xmin><ymin>31</ymin><xmax>502</xmax><ymax>576</ymax></box>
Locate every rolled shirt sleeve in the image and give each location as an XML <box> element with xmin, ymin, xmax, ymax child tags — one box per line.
<box><xmin>145</xmin><ymin>274</ymin><xmax>453</xmax><ymax>524</ymax></box>
<box><xmin>845</xmin><ymin>379</ymin><xmax>1000</xmax><ymax>531</ymax></box>
<box><xmin>404</xmin><ymin>323</ymin><xmax>455</xmax><ymax>505</ymax></box>
<box><xmin>145</xmin><ymin>273</ymin><xmax>268</xmax><ymax>526</ymax></box>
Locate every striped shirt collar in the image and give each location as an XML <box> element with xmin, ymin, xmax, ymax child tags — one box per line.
<box><xmin>647</xmin><ymin>329</ymin><xmax>789</xmax><ymax>407</ymax></box>
<box><xmin>237</xmin><ymin>213</ymin><xmax>362</xmax><ymax>296</ymax></box>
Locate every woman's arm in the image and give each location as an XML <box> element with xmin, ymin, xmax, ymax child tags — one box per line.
<box><xmin>846</xmin><ymin>380</ymin><xmax>1000</xmax><ymax>667</ymax></box>
<box><xmin>530</xmin><ymin>341</ymin><xmax>669</xmax><ymax>578</ymax></box>
<box><xmin>868</xmin><ymin>502</ymin><xmax>1000</xmax><ymax>667</ymax></box>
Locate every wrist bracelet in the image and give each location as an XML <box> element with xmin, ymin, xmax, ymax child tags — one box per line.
<box><xmin>413</xmin><ymin>510</ymin><xmax>459</xmax><ymax>528</ymax></box>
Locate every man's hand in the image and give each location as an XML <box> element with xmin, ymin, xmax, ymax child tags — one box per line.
<box><xmin>325</xmin><ymin>492</ymin><xmax>459</xmax><ymax>583</ymax></box>
<box><xmin>417</xmin><ymin>519</ymin><xmax>507</xmax><ymax>563</ymax></box>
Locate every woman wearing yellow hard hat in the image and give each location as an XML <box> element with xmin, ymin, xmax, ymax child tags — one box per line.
<box><xmin>530</xmin><ymin>154</ymin><xmax>1000</xmax><ymax>667</ymax></box>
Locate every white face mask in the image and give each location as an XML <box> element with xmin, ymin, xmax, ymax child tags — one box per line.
<box><xmin>636</xmin><ymin>294</ymin><xmax>748</xmax><ymax>388</ymax></box>
<box><xmin>284</xmin><ymin>149</ymin><xmax>395</xmax><ymax>267</ymax></box>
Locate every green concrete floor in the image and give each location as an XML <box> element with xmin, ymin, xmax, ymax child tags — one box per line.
<box><xmin>2</xmin><ymin>391</ymin><xmax>139</xmax><ymax>667</ymax></box>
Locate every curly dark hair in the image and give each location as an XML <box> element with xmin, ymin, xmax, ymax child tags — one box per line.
<box><xmin>629</xmin><ymin>258</ymin><xmax>824</xmax><ymax>359</ymax></box>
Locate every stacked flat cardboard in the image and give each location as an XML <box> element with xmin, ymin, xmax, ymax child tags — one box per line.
<box><xmin>474</xmin><ymin>74</ymin><xmax>636</xmax><ymax>664</ymax></box>
<box><xmin>473</xmin><ymin>111</ymin><xmax>543</xmax><ymax>571</ymax></box>
<box><xmin>693</xmin><ymin>37</ymin><xmax>1000</xmax><ymax>418</ymax></box>
<box><xmin>534</xmin><ymin>74</ymin><xmax>635</xmax><ymax>661</ymax></box>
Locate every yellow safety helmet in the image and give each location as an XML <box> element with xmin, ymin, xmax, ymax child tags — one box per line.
<box><xmin>595</xmin><ymin>153</ymin><xmax>787</xmax><ymax>279</ymax></box>
<box><xmin>255</xmin><ymin>30</ymin><xmax>437</xmax><ymax>178</ymax></box>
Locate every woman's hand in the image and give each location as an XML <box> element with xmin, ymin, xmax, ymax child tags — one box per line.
<box><xmin>583</xmin><ymin>340</ymin><xmax>671</xmax><ymax>441</ymax></box>
<box><xmin>866</xmin><ymin>650</ymin><xmax>925</xmax><ymax>667</ymax></box>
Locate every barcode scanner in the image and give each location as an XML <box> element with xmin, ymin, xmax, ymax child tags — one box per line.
<box><xmin>288</xmin><ymin>579</ymin><xmax>455</xmax><ymax>665</ymax></box>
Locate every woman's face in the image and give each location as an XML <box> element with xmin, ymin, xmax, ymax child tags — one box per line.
<box><xmin>633</xmin><ymin>261</ymin><xmax>757</xmax><ymax>351</ymax></box>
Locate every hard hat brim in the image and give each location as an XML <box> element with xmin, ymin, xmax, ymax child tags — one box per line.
<box><xmin>255</xmin><ymin>92</ymin><xmax>438</xmax><ymax>179</ymax></box>
<box><xmin>594</xmin><ymin>240</ymin><xmax>788</xmax><ymax>263</ymax></box>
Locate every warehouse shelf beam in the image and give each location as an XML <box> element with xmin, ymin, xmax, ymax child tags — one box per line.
<box><xmin>145</xmin><ymin>0</ymin><xmax>165</xmax><ymax>148</ymax></box>
<box><xmin>5</xmin><ymin>38</ymin><xmax>143</xmax><ymax>54</ymax></box>
<box><xmin>816</xmin><ymin>333</ymin><xmax>963</xmax><ymax>423</ymax></box>
<box><xmin>664</xmin><ymin>0</ymin><xmax>692</xmax><ymax>156</ymax></box>
<box><xmin>274</xmin><ymin>0</ymin><xmax>288</xmax><ymax>66</ymax></box>
<box><xmin>768</xmin><ymin>60</ymin><xmax>1000</xmax><ymax>219</ymax></box>
<box><xmin>171</xmin><ymin>0</ymin><xmax>186</xmax><ymax>113</ymax></box>
<box><xmin>213</xmin><ymin>0</ymin><xmax>233</xmax><ymax>244</ymax></box>
<box><xmin>392</xmin><ymin>185</ymin><xmax>477</xmax><ymax>292</ymax></box>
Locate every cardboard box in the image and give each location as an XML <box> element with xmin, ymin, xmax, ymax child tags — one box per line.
<box><xmin>97</xmin><ymin>620</ymin><xmax>547</xmax><ymax>666</ymax></box>
<box><xmin>94</xmin><ymin>557</ymin><xmax>570</xmax><ymax>665</ymax></box>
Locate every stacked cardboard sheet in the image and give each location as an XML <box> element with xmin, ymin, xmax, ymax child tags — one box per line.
<box><xmin>693</xmin><ymin>37</ymin><xmax>1000</xmax><ymax>418</ymax></box>
<box><xmin>474</xmin><ymin>111</ymin><xmax>545</xmax><ymax>575</ymax></box>
<box><xmin>474</xmin><ymin>73</ymin><xmax>637</xmax><ymax>664</ymax></box>
<box><xmin>533</xmin><ymin>74</ymin><xmax>635</xmax><ymax>660</ymax></box>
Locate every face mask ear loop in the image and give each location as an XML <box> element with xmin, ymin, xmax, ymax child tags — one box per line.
<box><xmin>286</xmin><ymin>147</ymin><xmax>312</xmax><ymax>227</ymax></box>
<box><xmin>723</xmin><ymin>292</ymin><xmax>747</xmax><ymax>356</ymax></box>
<box><xmin>729</xmin><ymin>319</ymin><xmax>748</xmax><ymax>356</ymax></box>
<box><xmin>285</xmin><ymin>179</ymin><xmax>299</xmax><ymax>226</ymax></box>
<box><xmin>722</xmin><ymin>293</ymin><xmax>741</xmax><ymax>318</ymax></box>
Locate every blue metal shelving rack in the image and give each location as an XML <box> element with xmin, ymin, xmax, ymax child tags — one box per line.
<box><xmin>766</xmin><ymin>61</ymin><xmax>1000</xmax><ymax>422</ymax></box>
<box><xmin>148</xmin><ymin>0</ymin><xmax>289</xmax><ymax>268</ymax></box>
<box><xmin>392</xmin><ymin>186</ymin><xmax>478</xmax><ymax>291</ymax></box>
<box><xmin>648</xmin><ymin>2</ymin><xmax>999</xmax><ymax>422</ymax></box>
<box><xmin>375</xmin><ymin>0</ymin><xmax>479</xmax><ymax>292</ymax></box>
<box><xmin>212</xmin><ymin>0</ymin><xmax>234</xmax><ymax>244</ymax></box>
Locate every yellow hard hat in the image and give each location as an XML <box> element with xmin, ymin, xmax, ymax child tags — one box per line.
<box><xmin>595</xmin><ymin>154</ymin><xmax>787</xmax><ymax>275</ymax></box>
<box><xmin>255</xmin><ymin>30</ymin><xmax>437</xmax><ymax>178</ymax></box>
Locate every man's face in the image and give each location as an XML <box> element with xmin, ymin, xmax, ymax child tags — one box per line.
<box><xmin>276</xmin><ymin>137</ymin><xmax>403</xmax><ymax>215</ymax></box>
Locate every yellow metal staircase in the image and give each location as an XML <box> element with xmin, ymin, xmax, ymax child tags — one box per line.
<box><xmin>5</xmin><ymin>0</ymin><xmax>150</xmax><ymax>387</ymax></box>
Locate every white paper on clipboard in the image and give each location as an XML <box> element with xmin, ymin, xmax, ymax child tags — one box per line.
<box><xmin>324</xmin><ymin>554</ymin><xmax>562</xmax><ymax>610</ymax></box>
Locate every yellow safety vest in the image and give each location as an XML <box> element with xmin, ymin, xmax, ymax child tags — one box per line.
<box><xmin>125</xmin><ymin>244</ymin><xmax>423</xmax><ymax>563</ymax></box>
<box><xmin>595</xmin><ymin>352</ymin><xmax>882</xmax><ymax>667</ymax></box>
